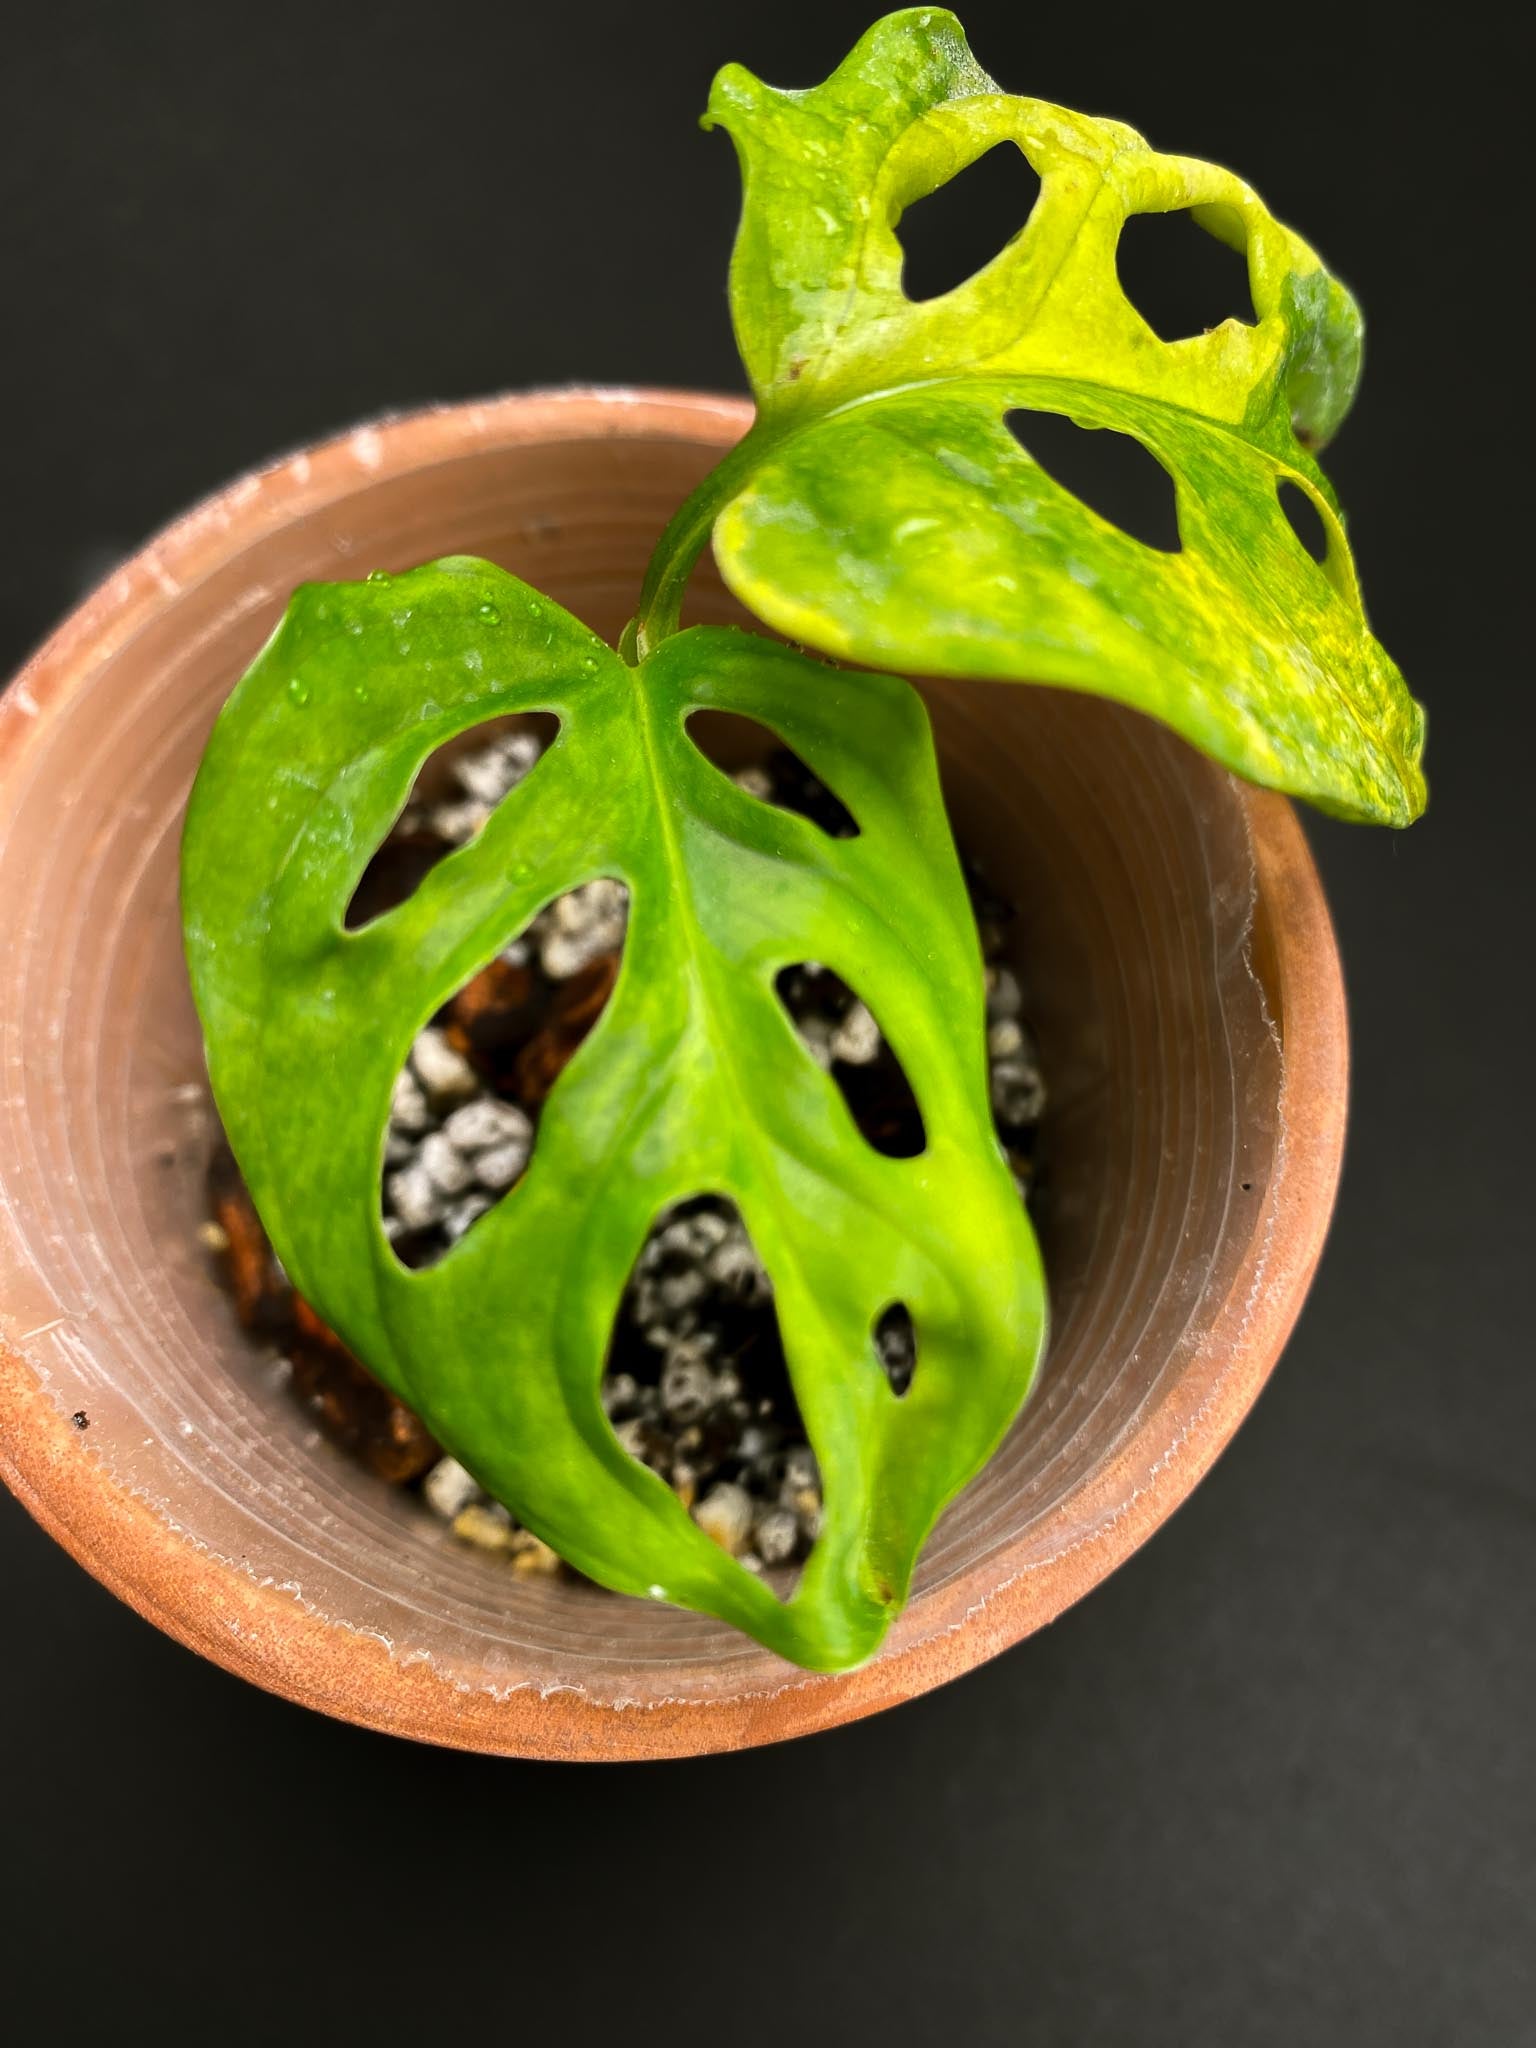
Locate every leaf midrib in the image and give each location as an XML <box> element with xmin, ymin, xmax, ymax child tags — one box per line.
<box><xmin>628</xmin><ymin>670</ymin><xmax>884</xmax><ymax>1603</ymax></box>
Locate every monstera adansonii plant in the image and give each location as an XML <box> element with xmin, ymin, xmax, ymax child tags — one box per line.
<box><xmin>182</xmin><ymin>9</ymin><xmax>1425</xmax><ymax>1672</ymax></box>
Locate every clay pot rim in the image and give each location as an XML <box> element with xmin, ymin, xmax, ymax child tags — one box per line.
<box><xmin>0</xmin><ymin>386</ymin><xmax>1347</xmax><ymax>1760</ymax></box>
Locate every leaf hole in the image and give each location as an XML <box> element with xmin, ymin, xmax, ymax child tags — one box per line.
<box><xmin>605</xmin><ymin>1196</ymin><xmax>818</xmax><ymax>1587</ymax></box>
<box><xmin>382</xmin><ymin>865</ymin><xmax>628</xmax><ymax>1267</ymax></box>
<box><xmin>344</xmin><ymin>711</ymin><xmax>561</xmax><ymax>930</ymax></box>
<box><xmin>774</xmin><ymin>964</ymin><xmax>926</xmax><ymax>1159</ymax></box>
<box><xmin>685</xmin><ymin>711</ymin><xmax>859</xmax><ymax>838</ymax></box>
<box><xmin>1115</xmin><ymin>206</ymin><xmax>1256</xmax><ymax>342</ymax></box>
<box><xmin>873</xmin><ymin>1303</ymin><xmax>916</xmax><ymax>1397</ymax></box>
<box><xmin>1277</xmin><ymin>479</ymin><xmax>1331</xmax><ymax>566</ymax></box>
<box><xmin>897</xmin><ymin>142</ymin><xmax>1042</xmax><ymax>303</ymax></box>
<box><xmin>1006</xmin><ymin>410</ymin><xmax>1182</xmax><ymax>553</ymax></box>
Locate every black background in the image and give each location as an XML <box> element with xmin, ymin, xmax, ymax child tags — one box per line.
<box><xmin>2</xmin><ymin>4</ymin><xmax>1529</xmax><ymax>2043</ymax></box>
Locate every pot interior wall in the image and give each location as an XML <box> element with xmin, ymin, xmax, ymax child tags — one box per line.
<box><xmin>0</xmin><ymin>415</ymin><xmax>1280</xmax><ymax>1706</ymax></box>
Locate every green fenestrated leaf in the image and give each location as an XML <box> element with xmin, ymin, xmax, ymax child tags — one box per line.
<box><xmin>680</xmin><ymin>8</ymin><xmax>1424</xmax><ymax>824</ymax></box>
<box><xmin>182</xmin><ymin>558</ymin><xmax>1045</xmax><ymax>1672</ymax></box>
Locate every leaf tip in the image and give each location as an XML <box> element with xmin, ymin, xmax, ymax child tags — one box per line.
<box><xmin>1388</xmin><ymin>729</ymin><xmax>1430</xmax><ymax>828</ymax></box>
<box><xmin>1312</xmin><ymin>699</ymin><xmax>1428</xmax><ymax>827</ymax></box>
<box><xmin>1374</xmin><ymin>675</ymin><xmax>1429</xmax><ymax>827</ymax></box>
<box><xmin>1281</xmin><ymin>263</ymin><xmax>1365</xmax><ymax>453</ymax></box>
<box><xmin>702</xmin><ymin>59</ymin><xmax>766</xmax><ymax>136</ymax></box>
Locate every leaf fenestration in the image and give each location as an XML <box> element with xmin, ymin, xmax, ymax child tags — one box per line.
<box><xmin>1113</xmin><ymin>206</ymin><xmax>1257</xmax><ymax>342</ymax></box>
<box><xmin>699</xmin><ymin>7</ymin><xmax>1425</xmax><ymax>824</ymax></box>
<box><xmin>182</xmin><ymin>559</ymin><xmax>1046</xmax><ymax>1671</ymax></box>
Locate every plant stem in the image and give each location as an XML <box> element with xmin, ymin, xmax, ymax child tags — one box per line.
<box><xmin>632</xmin><ymin>419</ymin><xmax>778</xmax><ymax>661</ymax></box>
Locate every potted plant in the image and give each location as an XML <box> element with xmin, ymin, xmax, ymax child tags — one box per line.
<box><xmin>0</xmin><ymin>10</ymin><xmax>1418</xmax><ymax>1748</ymax></box>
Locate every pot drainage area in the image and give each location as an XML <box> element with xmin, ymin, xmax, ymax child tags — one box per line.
<box><xmin>201</xmin><ymin>719</ymin><xmax>1047</xmax><ymax>1589</ymax></box>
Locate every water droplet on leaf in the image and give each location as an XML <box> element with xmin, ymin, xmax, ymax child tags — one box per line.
<box><xmin>287</xmin><ymin>676</ymin><xmax>310</xmax><ymax>706</ymax></box>
<box><xmin>477</xmin><ymin>601</ymin><xmax>502</xmax><ymax>626</ymax></box>
<box><xmin>366</xmin><ymin>568</ymin><xmax>391</xmax><ymax>584</ymax></box>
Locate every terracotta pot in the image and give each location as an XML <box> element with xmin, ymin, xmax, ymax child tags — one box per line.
<box><xmin>0</xmin><ymin>388</ymin><xmax>1346</xmax><ymax>1759</ymax></box>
